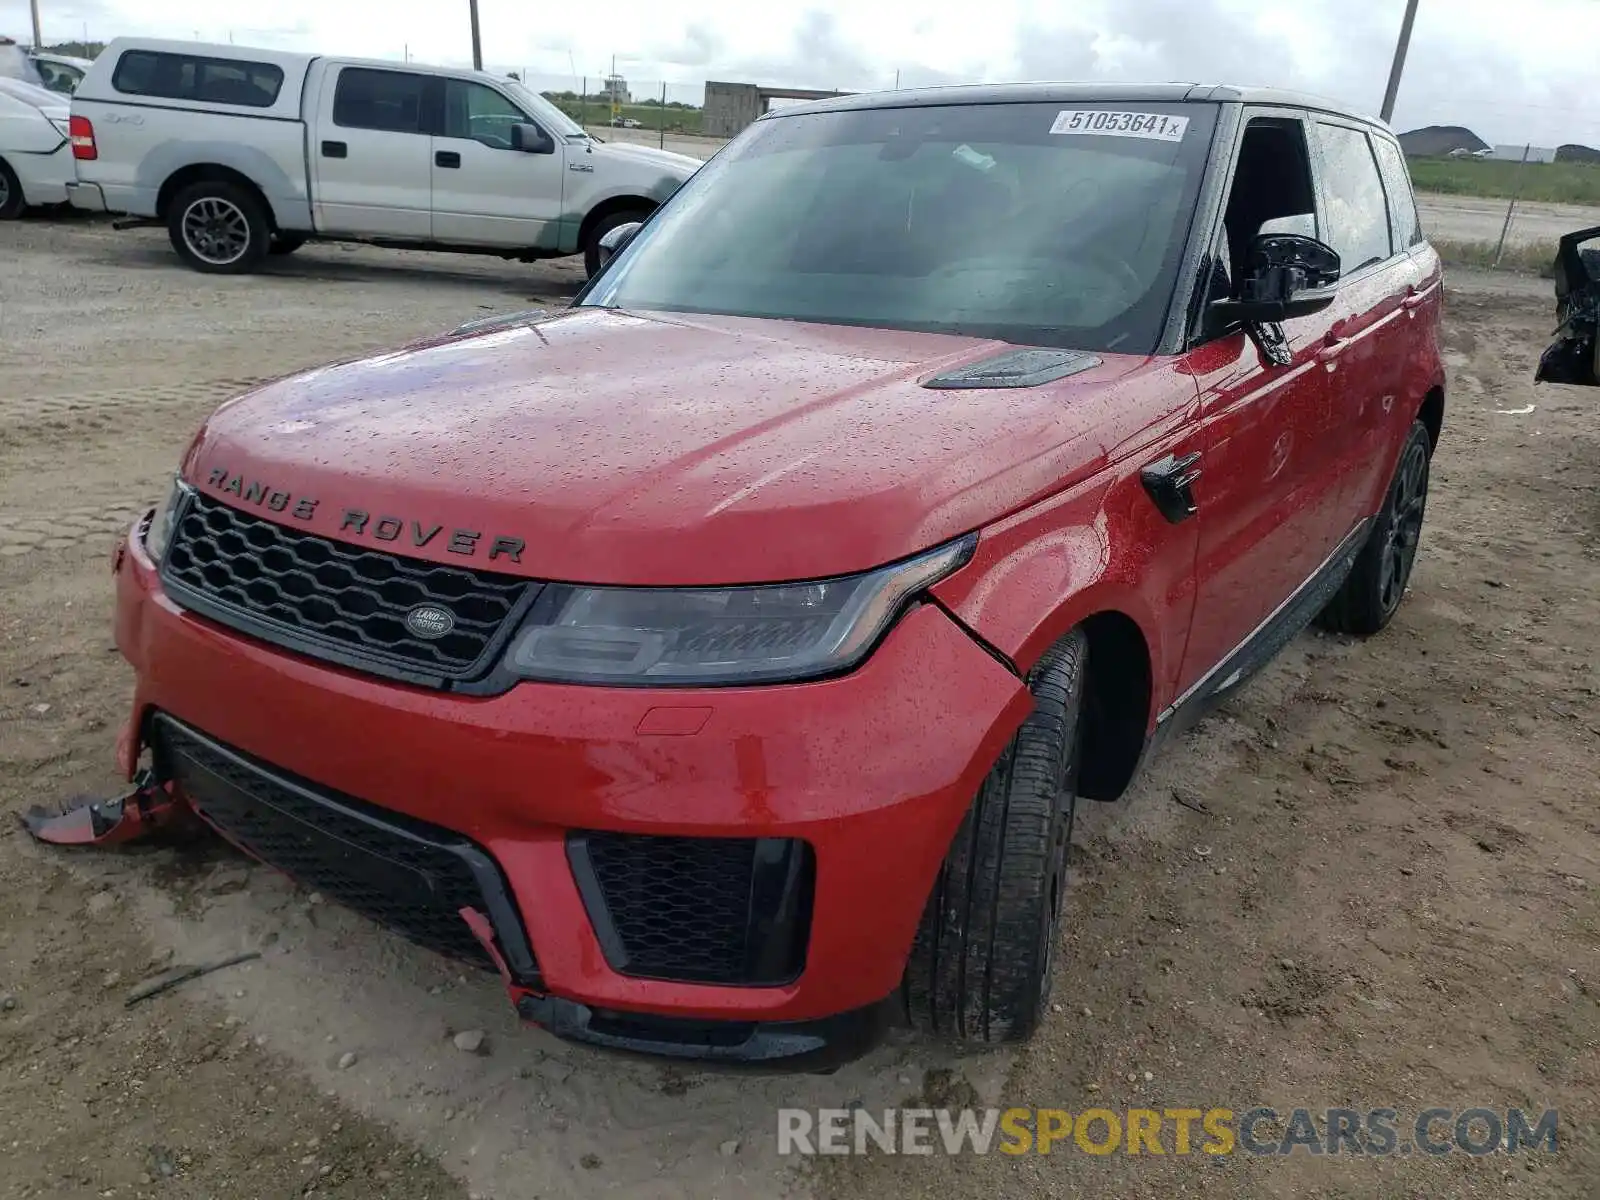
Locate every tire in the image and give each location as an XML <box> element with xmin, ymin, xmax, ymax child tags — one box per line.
<box><xmin>1318</xmin><ymin>419</ymin><xmax>1432</xmax><ymax>636</ymax></box>
<box><xmin>269</xmin><ymin>234</ymin><xmax>307</xmax><ymax>256</ymax></box>
<box><xmin>902</xmin><ymin>628</ymin><xmax>1087</xmax><ymax>1044</ymax></box>
<box><xmin>166</xmin><ymin>180</ymin><xmax>270</xmax><ymax>274</ymax></box>
<box><xmin>583</xmin><ymin>207</ymin><xmax>650</xmax><ymax>277</ymax></box>
<box><xmin>0</xmin><ymin>157</ymin><xmax>25</xmax><ymax>220</ymax></box>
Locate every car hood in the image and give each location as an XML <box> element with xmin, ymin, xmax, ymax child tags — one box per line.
<box><xmin>589</xmin><ymin>139</ymin><xmax>703</xmax><ymax>177</ymax></box>
<box><xmin>183</xmin><ymin>309</ymin><xmax>1178</xmax><ymax>585</ymax></box>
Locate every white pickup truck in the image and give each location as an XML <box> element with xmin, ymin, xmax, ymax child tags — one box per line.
<box><xmin>67</xmin><ymin>37</ymin><xmax>701</xmax><ymax>275</ymax></box>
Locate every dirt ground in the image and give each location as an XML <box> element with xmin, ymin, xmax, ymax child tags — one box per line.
<box><xmin>0</xmin><ymin>216</ymin><xmax>1596</xmax><ymax>1200</ymax></box>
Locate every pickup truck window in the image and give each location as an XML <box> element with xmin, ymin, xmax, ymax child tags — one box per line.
<box><xmin>112</xmin><ymin>50</ymin><xmax>284</xmax><ymax>108</ymax></box>
<box><xmin>588</xmin><ymin>101</ymin><xmax>1218</xmax><ymax>355</ymax></box>
<box><xmin>333</xmin><ymin>68</ymin><xmax>427</xmax><ymax>135</ymax></box>
<box><xmin>443</xmin><ymin>80</ymin><xmax>527</xmax><ymax>150</ymax></box>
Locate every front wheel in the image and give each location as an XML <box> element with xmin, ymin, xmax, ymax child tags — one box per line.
<box><xmin>901</xmin><ymin>628</ymin><xmax>1087</xmax><ymax>1044</ymax></box>
<box><xmin>583</xmin><ymin>207</ymin><xmax>650</xmax><ymax>277</ymax></box>
<box><xmin>1318</xmin><ymin>419</ymin><xmax>1432</xmax><ymax>636</ymax></box>
<box><xmin>167</xmin><ymin>180</ymin><xmax>270</xmax><ymax>274</ymax></box>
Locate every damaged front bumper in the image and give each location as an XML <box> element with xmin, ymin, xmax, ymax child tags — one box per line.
<box><xmin>21</xmin><ymin>770</ymin><xmax>188</xmax><ymax>846</ymax></box>
<box><xmin>1536</xmin><ymin>224</ymin><xmax>1600</xmax><ymax>386</ymax></box>
<box><xmin>32</xmin><ymin>519</ymin><xmax>1029</xmax><ymax>1069</ymax></box>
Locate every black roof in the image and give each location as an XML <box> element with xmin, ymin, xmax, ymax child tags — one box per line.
<box><xmin>768</xmin><ymin>83</ymin><xmax>1388</xmax><ymax>130</ymax></box>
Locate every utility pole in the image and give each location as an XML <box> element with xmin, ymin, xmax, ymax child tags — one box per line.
<box><xmin>468</xmin><ymin>0</ymin><xmax>483</xmax><ymax>70</ymax></box>
<box><xmin>29</xmin><ymin>0</ymin><xmax>43</xmax><ymax>47</ymax></box>
<box><xmin>1379</xmin><ymin>0</ymin><xmax>1420</xmax><ymax>124</ymax></box>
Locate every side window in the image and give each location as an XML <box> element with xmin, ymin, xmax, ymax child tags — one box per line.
<box><xmin>333</xmin><ymin>68</ymin><xmax>427</xmax><ymax>135</ymax></box>
<box><xmin>1316</xmin><ymin>123</ymin><xmax>1394</xmax><ymax>273</ymax></box>
<box><xmin>112</xmin><ymin>50</ymin><xmax>282</xmax><ymax>107</ymax></box>
<box><xmin>442</xmin><ymin>80</ymin><xmax>528</xmax><ymax>149</ymax></box>
<box><xmin>1371</xmin><ymin>136</ymin><xmax>1425</xmax><ymax>248</ymax></box>
<box><xmin>1216</xmin><ymin>117</ymin><xmax>1319</xmax><ymax>297</ymax></box>
<box><xmin>193</xmin><ymin>60</ymin><xmax>282</xmax><ymax>107</ymax></box>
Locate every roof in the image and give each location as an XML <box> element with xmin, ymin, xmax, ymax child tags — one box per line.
<box><xmin>768</xmin><ymin>82</ymin><xmax>1388</xmax><ymax>129</ymax></box>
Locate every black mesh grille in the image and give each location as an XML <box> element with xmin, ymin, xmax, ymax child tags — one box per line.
<box><xmin>162</xmin><ymin>492</ymin><xmax>533</xmax><ymax>682</ymax></box>
<box><xmin>577</xmin><ymin>834</ymin><xmax>812</xmax><ymax>985</ymax></box>
<box><xmin>152</xmin><ymin>716</ymin><xmax>537</xmax><ymax>979</ymax></box>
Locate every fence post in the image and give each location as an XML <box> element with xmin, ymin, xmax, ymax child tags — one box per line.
<box><xmin>1493</xmin><ymin>143</ymin><xmax>1533</xmax><ymax>269</ymax></box>
<box><xmin>660</xmin><ymin>81</ymin><xmax>667</xmax><ymax>149</ymax></box>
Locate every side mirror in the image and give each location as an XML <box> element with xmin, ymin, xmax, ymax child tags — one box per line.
<box><xmin>596</xmin><ymin>221</ymin><xmax>643</xmax><ymax>270</ymax></box>
<box><xmin>511</xmin><ymin>123</ymin><xmax>555</xmax><ymax>155</ymax></box>
<box><xmin>1209</xmin><ymin>232</ymin><xmax>1341</xmax><ymax>328</ymax></box>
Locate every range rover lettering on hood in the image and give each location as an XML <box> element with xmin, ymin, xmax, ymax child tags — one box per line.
<box><xmin>203</xmin><ymin>467</ymin><xmax>525</xmax><ymax>564</ymax></box>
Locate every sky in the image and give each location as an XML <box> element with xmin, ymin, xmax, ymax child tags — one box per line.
<box><xmin>7</xmin><ymin>0</ymin><xmax>1600</xmax><ymax>147</ymax></box>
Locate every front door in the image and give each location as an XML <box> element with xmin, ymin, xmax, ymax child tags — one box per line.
<box><xmin>312</xmin><ymin>65</ymin><xmax>433</xmax><ymax>239</ymax></box>
<box><xmin>430</xmin><ymin>78</ymin><xmax>564</xmax><ymax>249</ymax></box>
<box><xmin>1176</xmin><ymin>111</ymin><xmax>1346</xmax><ymax>698</ymax></box>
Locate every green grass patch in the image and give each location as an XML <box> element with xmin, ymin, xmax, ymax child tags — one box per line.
<box><xmin>1408</xmin><ymin>157</ymin><xmax>1600</xmax><ymax>206</ymax></box>
<box><xmin>543</xmin><ymin>97</ymin><xmax>706</xmax><ymax>134</ymax></box>
<box><xmin>1430</xmin><ymin>237</ymin><xmax>1556</xmax><ymax>275</ymax></box>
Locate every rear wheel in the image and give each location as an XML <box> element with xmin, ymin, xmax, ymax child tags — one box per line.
<box><xmin>167</xmin><ymin>180</ymin><xmax>270</xmax><ymax>274</ymax></box>
<box><xmin>902</xmin><ymin>628</ymin><xmax>1087</xmax><ymax>1044</ymax></box>
<box><xmin>0</xmin><ymin>157</ymin><xmax>24</xmax><ymax>220</ymax></box>
<box><xmin>1319</xmin><ymin>419</ymin><xmax>1432</xmax><ymax>636</ymax></box>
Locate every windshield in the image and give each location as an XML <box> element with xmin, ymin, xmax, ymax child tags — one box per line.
<box><xmin>585</xmin><ymin>101</ymin><xmax>1217</xmax><ymax>353</ymax></box>
<box><xmin>503</xmin><ymin>80</ymin><xmax>585</xmax><ymax>138</ymax></box>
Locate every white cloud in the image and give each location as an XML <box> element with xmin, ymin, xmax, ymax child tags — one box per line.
<box><xmin>6</xmin><ymin>0</ymin><xmax>1600</xmax><ymax>145</ymax></box>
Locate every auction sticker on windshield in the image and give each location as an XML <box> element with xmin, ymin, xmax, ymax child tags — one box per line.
<box><xmin>1049</xmin><ymin>111</ymin><xmax>1189</xmax><ymax>142</ymax></box>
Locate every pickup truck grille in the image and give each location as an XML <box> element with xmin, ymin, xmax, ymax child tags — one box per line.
<box><xmin>161</xmin><ymin>492</ymin><xmax>535</xmax><ymax>685</ymax></box>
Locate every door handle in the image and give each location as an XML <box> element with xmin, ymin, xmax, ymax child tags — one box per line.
<box><xmin>1402</xmin><ymin>286</ymin><xmax>1429</xmax><ymax>311</ymax></box>
<box><xmin>321</xmin><ymin>140</ymin><xmax>347</xmax><ymax>158</ymax></box>
<box><xmin>435</xmin><ymin>150</ymin><xmax>462</xmax><ymax>169</ymax></box>
<box><xmin>1141</xmin><ymin>451</ymin><xmax>1203</xmax><ymax>525</ymax></box>
<box><xmin>1316</xmin><ymin>323</ymin><xmax>1349</xmax><ymax>365</ymax></box>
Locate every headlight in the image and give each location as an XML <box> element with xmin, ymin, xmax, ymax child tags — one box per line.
<box><xmin>144</xmin><ymin>475</ymin><xmax>188</xmax><ymax>564</ymax></box>
<box><xmin>505</xmin><ymin>535</ymin><xmax>976</xmax><ymax>686</ymax></box>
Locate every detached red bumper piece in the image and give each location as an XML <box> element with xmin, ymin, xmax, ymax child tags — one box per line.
<box><xmin>107</xmin><ymin>518</ymin><xmax>1030</xmax><ymax>1068</ymax></box>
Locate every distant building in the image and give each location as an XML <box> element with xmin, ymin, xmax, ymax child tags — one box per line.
<box><xmin>1490</xmin><ymin>144</ymin><xmax>1557</xmax><ymax>163</ymax></box>
<box><xmin>603</xmin><ymin>74</ymin><xmax>630</xmax><ymax>105</ymax></box>
<box><xmin>703</xmin><ymin>80</ymin><xmax>850</xmax><ymax>138</ymax></box>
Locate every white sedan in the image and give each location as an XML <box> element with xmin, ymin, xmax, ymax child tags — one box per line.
<box><xmin>0</xmin><ymin>76</ymin><xmax>73</xmax><ymax>218</ymax></box>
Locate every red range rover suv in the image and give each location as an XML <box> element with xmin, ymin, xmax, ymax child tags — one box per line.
<box><xmin>110</xmin><ymin>84</ymin><xmax>1444</xmax><ymax>1067</ymax></box>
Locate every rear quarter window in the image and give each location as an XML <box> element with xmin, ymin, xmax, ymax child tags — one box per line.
<box><xmin>112</xmin><ymin>50</ymin><xmax>284</xmax><ymax>109</ymax></box>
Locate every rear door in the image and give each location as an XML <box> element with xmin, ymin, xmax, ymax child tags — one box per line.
<box><xmin>311</xmin><ymin>64</ymin><xmax>433</xmax><ymax>238</ymax></box>
<box><xmin>1308</xmin><ymin>119</ymin><xmax>1418</xmax><ymax>537</ymax></box>
<box><xmin>1176</xmin><ymin>109</ymin><xmax>1346</xmax><ymax>697</ymax></box>
<box><xmin>430</xmin><ymin>76</ymin><xmax>563</xmax><ymax>247</ymax></box>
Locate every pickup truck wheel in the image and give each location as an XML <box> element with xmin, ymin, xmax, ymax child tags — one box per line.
<box><xmin>583</xmin><ymin>208</ymin><xmax>649</xmax><ymax>277</ymax></box>
<box><xmin>902</xmin><ymin>628</ymin><xmax>1086</xmax><ymax>1044</ymax></box>
<box><xmin>269</xmin><ymin>235</ymin><xmax>307</xmax><ymax>256</ymax></box>
<box><xmin>1318</xmin><ymin>419</ymin><xmax>1432</xmax><ymax>636</ymax></box>
<box><xmin>0</xmin><ymin>157</ymin><xmax>24</xmax><ymax>220</ymax></box>
<box><xmin>168</xmin><ymin>181</ymin><xmax>269</xmax><ymax>274</ymax></box>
